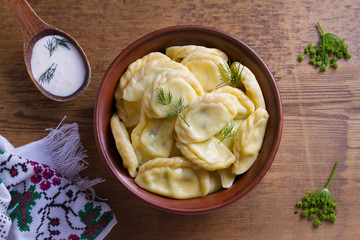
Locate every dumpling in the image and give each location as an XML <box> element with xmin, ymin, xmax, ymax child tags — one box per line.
<box><xmin>166</xmin><ymin>45</ymin><xmax>228</xmax><ymax>62</ymax></box>
<box><xmin>168</xmin><ymin>141</ymin><xmax>183</xmax><ymax>158</ymax></box>
<box><xmin>232</xmin><ymin>108</ymin><xmax>269</xmax><ymax>175</ymax></box>
<box><xmin>131</xmin><ymin>110</ymin><xmax>176</xmax><ymax>164</ymax></box>
<box><xmin>232</xmin><ymin>62</ymin><xmax>266</xmax><ymax>109</ymax></box>
<box><xmin>118</xmin><ymin>52</ymin><xmax>170</xmax><ymax>92</ymax></box>
<box><xmin>181</xmin><ymin>51</ymin><xmax>227</xmax><ymax>92</ymax></box>
<box><xmin>115</xmin><ymin>53</ymin><xmax>184</xmax><ymax>127</ymax></box>
<box><xmin>122</xmin><ymin>59</ymin><xmax>190</xmax><ymax>101</ymax></box>
<box><xmin>142</xmin><ymin>69</ymin><xmax>204</xmax><ymax>119</ymax></box>
<box><xmin>217</xmin><ymin>167</ymin><xmax>237</xmax><ymax>188</ymax></box>
<box><xmin>211</xmin><ymin>86</ymin><xmax>255</xmax><ymax>119</ymax></box>
<box><xmin>175</xmin><ymin>92</ymin><xmax>238</xmax><ymax>144</ymax></box>
<box><xmin>134</xmin><ymin>157</ymin><xmax>211</xmax><ymax>199</ymax></box>
<box><xmin>208</xmin><ymin>171</ymin><xmax>223</xmax><ymax>194</ymax></box>
<box><xmin>110</xmin><ymin>113</ymin><xmax>138</xmax><ymax>177</ymax></box>
<box><xmin>114</xmin><ymin>94</ymin><xmax>141</xmax><ymax>128</ymax></box>
<box><xmin>176</xmin><ymin>137</ymin><xmax>236</xmax><ymax>171</ymax></box>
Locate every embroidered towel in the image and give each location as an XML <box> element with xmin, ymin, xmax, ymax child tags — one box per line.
<box><xmin>0</xmin><ymin>120</ymin><xmax>117</xmax><ymax>240</ymax></box>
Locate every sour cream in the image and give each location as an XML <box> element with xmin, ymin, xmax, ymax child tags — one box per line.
<box><xmin>30</xmin><ymin>35</ymin><xmax>86</xmax><ymax>97</ymax></box>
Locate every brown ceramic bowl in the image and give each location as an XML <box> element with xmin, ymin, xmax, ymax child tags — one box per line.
<box><xmin>94</xmin><ymin>25</ymin><xmax>283</xmax><ymax>214</ymax></box>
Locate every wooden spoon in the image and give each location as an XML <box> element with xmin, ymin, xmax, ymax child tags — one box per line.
<box><xmin>4</xmin><ymin>0</ymin><xmax>91</xmax><ymax>102</ymax></box>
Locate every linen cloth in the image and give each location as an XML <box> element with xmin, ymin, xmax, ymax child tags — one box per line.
<box><xmin>0</xmin><ymin>120</ymin><xmax>117</xmax><ymax>240</ymax></box>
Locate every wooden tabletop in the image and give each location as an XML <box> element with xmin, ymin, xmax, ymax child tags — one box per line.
<box><xmin>1</xmin><ymin>0</ymin><xmax>359</xmax><ymax>239</ymax></box>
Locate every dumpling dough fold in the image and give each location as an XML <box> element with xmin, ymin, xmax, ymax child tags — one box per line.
<box><xmin>176</xmin><ymin>137</ymin><xmax>236</xmax><ymax>171</ymax></box>
<box><xmin>110</xmin><ymin>113</ymin><xmax>138</xmax><ymax>177</ymax></box>
<box><xmin>142</xmin><ymin>69</ymin><xmax>204</xmax><ymax>119</ymax></box>
<box><xmin>131</xmin><ymin>110</ymin><xmax>176</xmax><ymax>164</ymax></box>
<box><xmin>211</xmin><ymin>86</ymin><xmax>255</xmax><ymax>119</ymax></box>
<box><xmin>175</xmin><ymin>92</ymin><xmax>238</xmax><ymax>144</ymax></box>
<box><xmin>232</xmin><ymin>62</ymin><xmax>266</xmax><ymax>110</ymax></box>
<box><xmin>135</xmin><ymin>157</ymin><xmax>210</xmax><ymax>199</ymax></box>
<box><xmin>181</xmin><ymin>51</ymin><xmax>227</xmax><ymax>92</ymax></box>
<box><xmin>166</xmin><ymin>45</ymin><xmax>228</xmax><ymax>62</ymax></box>
<box><xmin>232</xmin><ymin>108</ymin><xmax>269</xmax><ymax>175</ymax></box>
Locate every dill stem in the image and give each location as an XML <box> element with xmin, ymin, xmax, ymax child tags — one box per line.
<box><xmin>317</xmin><ymin>22</ymin><xmax>325</xmax><ymax>35</ymax></box>
<box><xmin>326</xmin><ymin>162</ymin><xmax>338</xmax><ymax>189</ymax></box>
<box><xmin>167</xmin><ymin>104</ymin><xmax>190</xmax><ymax>127</ymax></box>
<box><xmin>179</xmin><ymin>115</ymin><xmax>190</xmax><ymax>127</ymax></box>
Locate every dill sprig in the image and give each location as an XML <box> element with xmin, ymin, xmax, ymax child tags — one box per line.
<box><xmin>157</xmin><ymin>88</ymin><xmax>190</xmax><ymax>127</ymax></box>
<box><xmin>44</xmin><ymin>36</ymin><xmax>71</xmax><ymax>57</ymax></box>
<box><xmin>215</xmin><ymin>121</ymin><xmax>236</xmax><ymax>143</ymax></box>
<box><xmin>218</xmin><ymin>60</ymin><xmax>245</xmax><ymax>90</ymax></box>
<box><xmin>296</xmin><ymin>162</ymin><xmax>338</xmax><ymax>227</ymax></box>
<box><xmin>299</xmin><ymin>22</ymin><xmax>351</xmax><ymax>71</ymax></box>
<box><xmin>38</xmin><ymin>63</ymin><xmax>57</xmax><ymax>85</ymax></box>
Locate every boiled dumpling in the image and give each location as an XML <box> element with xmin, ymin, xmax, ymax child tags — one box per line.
<box><xmin>232</xmin><ymin>108</ymin><xmax>269</xmax><ymax>175</ymax></box>
<box><xmin>208</xmin><ymin>171</ymin><xmax>223</xmax><ymax>194</ymax></box>
<box><xmin>175</xmin><ymin>92</ymin><xmax>238</xmax><ymax>144</ymax></box>
<box><xmin>110</xmin><ymin>113</ymin><xmax>138</xmax><ymax>177</ymax></box>
<box><xmin>134</xmin><ymin>157</ymin><xmax>211</xmax><ymax>199</ymax></box>
<box><xmin>131</xmin><ymin>110</ymin><xmax>176</xmax><ymax>164</ymax></box>
<box><xmin>118</xmin><ymin>52</ymin><xmax>170</xmax><ymax>92</ymax></box>
<box><xmin>232</xmin><ymin>62</ymin><xmax>266</xmax><ymax>109</ymax></box>
<box><xmin>142</xmin><ymin>69</ymin><xmax>204</xmax><ymax>119</ymax></box>
<box><xmin>114</xmin><ymin>95</ymin><xmax>142</xmax><ymax>128</ymax></box>
<box><xmin>166</xmin><ymin>45</ymin><xmax>228</xmax><ymax>62</ymax></box>
<box><xmin>181</xmin><ymin>51</ymin><xmax>226</xmax><ymax>92</ymax></box>
<box><xmin>211</xmin><ymin>86</ymin><xmax>255</xmax><ymax>119</ymax></box>
<box><xmin>122</xmin><ymin>59</ymin><xmax>190</xmax><ymax>101</ymax></box>
<box><xmin>176</xmin><ymin>136</ymin><xmax>236</xmax><ymax>171</ymax></box>
<box><xmin>114</xmin><ymin>53</ymin><xmax>170</xmax><ymax>127</ymax></box>
<box><xmin>217</xmin><ymin>167</ymin><xmax>237</xmax><ymax>188</ymax></box>
<box><xmin>115</xmin><ymin>53</ymin><xmax>185</xmax><ymax>127</ymax></box>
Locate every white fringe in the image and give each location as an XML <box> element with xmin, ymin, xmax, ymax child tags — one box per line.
<box><xmin>44</xmin><ymin>117</ymin><xmax>104</xmax><ymax>200</ymax></box>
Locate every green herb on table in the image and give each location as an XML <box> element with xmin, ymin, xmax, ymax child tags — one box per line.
<box><xmin>218</xmin><ymin>60</ymin><xmax>245</xmax><ymax>90</ymax></box>
<box><xmin>296</xmin><ymin>162</ymin><xmax>338</xmax><ymax>227</ymax></box>
<box><xmin>215</xmin><ymin>121</ymin><xmax>236</xmax><ymax>143</ymax></box>
<box><xmin>38</xmin><ymin>63</ymin><xmax>57</xmax><ymax>85</ymax></box>
<box><xmin>298</xmin><ymin>54</ymin><xmax>304</xmax><ymax>62</ymax></box>
<box><xmin>44</xmin><ymin>37</ymin><xmax>71</xmax><ymax>57</ymax></box>
<box><xmin>157</xmin><ymin>87</ymin><xmax>190</xmax><ymax>127</ymax></box>
<box><xmin>300</xmin><ymin>22</ymin><xmax>351</xmax><ymax>71</ymax></box>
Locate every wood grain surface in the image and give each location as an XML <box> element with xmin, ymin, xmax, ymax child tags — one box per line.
<box><xmin>1</xmin><ymin>0</ymin><xmax>359</xmax><ymax>239</ymax></box>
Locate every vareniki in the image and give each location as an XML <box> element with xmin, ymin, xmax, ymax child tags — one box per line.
<box><xmin>110</xmin><ymin>45</ymin><xmax>269</xmax><ymax>199</ymax></box>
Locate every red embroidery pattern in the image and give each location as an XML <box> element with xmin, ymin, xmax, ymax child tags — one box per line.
<box><xmin>30</xmin><ymin>161</ymin><xmax>62</xmax><ymax>191</ymax></box>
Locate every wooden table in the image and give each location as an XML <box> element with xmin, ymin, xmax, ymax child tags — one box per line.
<box><xmin>1</xmin><ymin>0</ymin><xmax>359</xmax><ymax>239</ymax></box>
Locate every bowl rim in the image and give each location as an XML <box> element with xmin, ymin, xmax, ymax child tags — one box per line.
<box><xmin>94</xmin><ymin>25</ymin><xmax>283</xmax><ymax>214</ymax></box>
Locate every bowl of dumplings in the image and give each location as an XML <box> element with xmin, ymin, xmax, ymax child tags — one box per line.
<box><xmin>94</xmin><ymin>25</ymin><xmax>283</xmax><ymax>214</ymax></box>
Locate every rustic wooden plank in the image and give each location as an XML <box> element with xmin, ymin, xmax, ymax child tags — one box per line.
<box><xmin>0</xmin><ymin>0</ymin><xmax>359</xmax><ymax>239</ymax></box>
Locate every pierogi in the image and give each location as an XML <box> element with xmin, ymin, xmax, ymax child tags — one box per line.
<box><xmin>110</xmin><ymin>45</ymin><xmax>269</xmax><ymax>199</ymax></box>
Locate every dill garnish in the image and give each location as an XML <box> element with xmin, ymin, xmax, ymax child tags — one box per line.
<box><xmin>44</xmin><ymin>36</ymin><xmax>71</xmax><ymax>57</ymax></box>
<box><xmin>300</xmin><ymin>22</ymin><xmax>351</xmax><ymax>71</ymax></box>
<box><xmin>218</xmin><ymin>60</ymin><xmax>246</xmax><ymax>90</ymax></box>
<box><xmin>38</xmin><ymin>63</ymin><xmax>57</xmax><ymax>85</ymax></box>
<box><xmin>157</xmin><ymin>87</ymin><xmax>190</xmax><ymax>127</ymax></box>
<box><xmin>296</xmin><ymin>162</ymin><xmax>338</xmax><ymax>227</ymax></box>
<box><xmin>215</xmin><ymin>121</ymin><xmax>236</xmax><ymax>143</ymax></box>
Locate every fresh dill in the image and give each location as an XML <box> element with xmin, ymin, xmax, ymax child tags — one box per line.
<box><xmin>38</xmin><ymin>63</ymin><xmax>57</xmax><ymax>85</ymax></box>
<box><xmin>218</xmin><ymin>60</ymin><xmax>246</xmax><ymax>90</ymax></box>
<box><xmin>300</xmin><ymin>22</ymin><xmax>351</xmax><ymax>71</ymax></box>
<box><xmin>157</xmin><ymin>88</ymin><xmax>190</xmax><ymax>127</ymax></box>
<box><xmin>296</xmin><ymin>162</ymin><xmax>338</xmax><ymax>227</ymax></box>
<box><xmin>215</xmin><ymin>121</ymin><xmax>236</xmax><ymax>143</ymax></box>
<box><xmin>44</xmin><ymin>36</ymin><xmax>71</xmax><ymax>57</ymax></box>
